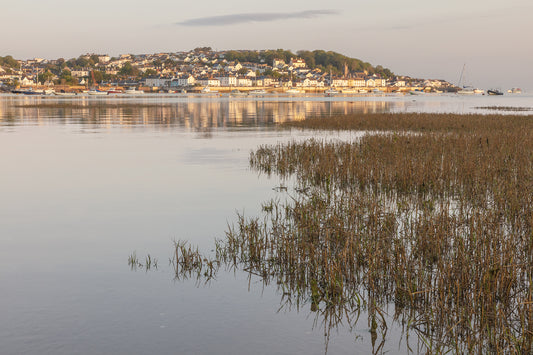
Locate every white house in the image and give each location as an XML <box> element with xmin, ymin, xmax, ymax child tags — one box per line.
<box><xmin>273</xmin><ymin>58</ymin><xmax>286</xmax><ymax>69</ymax></box>
<box><xmin>331</xmin><ymin>78</ymin><xmax>348</xmax><ymax>87</ymax></box>
<box><xmin>216</xmin><ymin>75</ymin><xmax>237</xmax><ymax>87</ymax></box>
<box><xmin>195</xmin><ymin>77</ymin><xmax>220</xmax><ymax>87</ymax></box>
<box><xmin>349</xmin><ymin>78</ymin><xmax>367</xmax><ymax>87</ymax></box>
<box><xmin>237</xmin><ymin>78</ymin><xmax>252</xmax><ymax>87</ymax></box>
<box><xmin>289</xmin><ymin>58</ymin><xmax>306</xmax><ymax>69</ymax></box>
<box><xmin>367</xmin><ymin>76</ymin><xmax>386</xmax><ymax>87</ymax></box>
<box><xmin>392</xmin><ymin>80</ymin><xmax>406</xmax><ymax>87</ymax></box>
<box><xmin>21</xmin><ymin>77</ymin><xmax>34</xmax><ymax>86</ymax></box>
<box><xmin>71</xmin><ymin>69</ymin><xmax>89</xmax><ymax>78</ymax></box>
<box><xmin>303</xmin><ymin>78</ymin><xmax>318</xmax><ymax>87</ymax></box>
<box><xmin>144</xmin><ymin>77</ymin><xmax>172</xmax><ymax>87</ymax></box>
<box><xmin>171</xmin><ymin>75</ymin><xmax>196</xmax><ymax>87</ymax></box>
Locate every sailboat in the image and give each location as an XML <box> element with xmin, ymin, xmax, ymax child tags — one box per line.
<box><xmin>324</xmin><ymin>70</ymin><xmax>338</xmax><ymax>96</ymax></box>
<box><xmin>456</xmin><ymin>64</ymin><xmax>482</xmax><ymax>95</ymax></box>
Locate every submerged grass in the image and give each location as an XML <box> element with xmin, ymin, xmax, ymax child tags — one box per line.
<box><xmin>128</xmin><ymin>251</ymin><xmax>158</xmax><ymax>271</ymax></box>
<box><xmin>157</xmin><ymin>113</ymin><xmax>533</xmax><ymax>353</ymax></box>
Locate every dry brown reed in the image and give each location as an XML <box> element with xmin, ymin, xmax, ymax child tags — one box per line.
<box><xmin>169</xmin><ymin>113</ymin><xmax>533</xmax><ymax>353</ymax></box>
<box><xmin>170</xmin><ymin>240</ymin><xmax>220</xmax><ymax>281</ymax></box>
<box><xmin>283</xmin><ymin>112</ymin><xmax>533</xmax><ymax>133</ymax></box>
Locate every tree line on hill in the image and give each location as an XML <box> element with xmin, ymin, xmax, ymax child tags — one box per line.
<box><xmin>223</xmin><ymin>49</ymin><xmax>394</xmax><ymax>79</ymax></box>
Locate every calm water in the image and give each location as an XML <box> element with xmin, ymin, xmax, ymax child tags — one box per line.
<box><xmin>1</xmin><ymin>93</ymin><xmax>532</xmax><ymax>355</ymax></box>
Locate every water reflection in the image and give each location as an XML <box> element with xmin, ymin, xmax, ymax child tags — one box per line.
<box><xmin>0</xmin><ymin>95</ymin><xmax>398</xmax><ymax>129</ymax></box>
<box><xmin>2</xmin><ymin>94</ymin><xmax>532</xmax><ymax>131</ymax></box>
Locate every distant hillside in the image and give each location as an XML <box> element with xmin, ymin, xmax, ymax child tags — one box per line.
<box><xmin>223</xmin><ymin>49</ymin><xmax>394</xmax><ymax>79</ymax></box>
<box><xmin>0</xmin><ymin>55</ymin><xmax>19</xmax><ymax>68</ymax></box>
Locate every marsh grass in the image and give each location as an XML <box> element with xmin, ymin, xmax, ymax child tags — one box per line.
<box><xmin>149</xmin><ymin>113</ymin><xmax>533</xmax><ymax>353</ymax></box>
<box><xmin>474</xmin><ymin>106</ymin><xmax>533</xmax><ymax>112</ymax></box>
<box><xmin>170</xmin><ymin>240</ymin><xmax>220</xmax><ymax>281</ymax></box>
<box><xmin>283</xmin><ymin>112</ymin><xmax>533</xmax><ymax>133</ymax></box>
<box><xmin>128</xmin><ymin>251</ymin><xmax>158</xmax><ymax>271</ymax></box>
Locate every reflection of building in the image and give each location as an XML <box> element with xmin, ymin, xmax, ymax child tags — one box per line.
<box><xmin>0</xmin><ymin>96</ymin><xmax>400</xmax><ymax>130</ymax></box>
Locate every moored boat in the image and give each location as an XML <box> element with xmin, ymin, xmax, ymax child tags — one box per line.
<box><xmin>54</xmin><ymin>90</ymin><xmax>77</xmax><ymax>96</ymax></box>
<box><xmin>457</xmin><ymin>87</ymin><xmax>475</xmax><ymax>95</ymax></box>
<box><xmin>230</xmin><ymin>89</ymin><xmax>247</xmax><ymax>97</ymax></box>
<box><xmin>107</xmin><ymin>88</ymin><xmax>123</xmax><ymax>94</ymax></box>
<box><xmin>340</xmin><ymin>88</ymin><xmax>357</xmax><ymax>94</ymax></box>
<box><xmin>324</xmin><ymin>88</ymin><xmax>339</xmax><ymax>96</ymax></box>
<box><xmin>124</xmin><ymin>87</ymin><xmax>145</xmax><ymax>95</ymax></box>
<box><xmin>487</xmin><ymin>89</ymin><xmax>504</xmax><ymax>96</ymax></box>
<box><xmin>286</xmin><ymin>88</ymin><xmax>302</xmax><ymax>94</ymax></box>
<box><xmin>87</xmin><ymin>89</ymin><xmax>108</xmax><ymax>96</ymax></box>
<box><xmin>201</xmin><ymin>86</ymin><xmax>218</xmax><ymax>93</ymax></box>
<box><xmin>250</xmin><ymin>89</ymin><xmax>267</xmax><ymax>95</ymax></box>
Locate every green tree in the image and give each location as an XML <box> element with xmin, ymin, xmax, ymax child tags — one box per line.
<box><xmin>58</xmin><ymin>69</ymin><xmax>77</xmax><ymax>85</ymax></box>
<box><xmin>153</xmin><ymin>59</ymin><xmax>162</xmax><ymax>69</ymax></box>
<box><xmin>164</xmin><ymin>58</ymin><xmax>176</xmax><ymax>68</ymax></box>
<box><xmin>90</xmin><ymin>70</ymin><xmax>104</xmax><ymax>85</ymax></box>
<box><xmin>118</xmin><ymin>62</ymin><xmax>139</xmax><ymax>77</ymax></box>
<box><xmin>0</xmin><ymin>55</ymin><xmax>19</xmax><ymax>68</ymax></box>
<box><xmin>194</xmin><ymin>47</ymin><xmax>212</xmax><ymax>53</ymax></box>
<box><xmin>38</xmin><ymin>70</ymin><xmax>54</xmax><ymax>84</ymax></box>
<box><xmin>142</xmin><ymin>69</ymin><xmax>157</xmax><ymax>78</ymax></box>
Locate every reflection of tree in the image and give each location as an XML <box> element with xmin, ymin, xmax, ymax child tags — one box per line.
<box><xmin>3</xmin><ymin>98</ymin><xmax>398</xmax><ymax>130</ymax></box>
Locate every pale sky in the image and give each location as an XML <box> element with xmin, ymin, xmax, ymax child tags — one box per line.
<box><xmin>2</xmin><ymin>0</ymin><xmax>532</xmax><ymax>90</ymax></box>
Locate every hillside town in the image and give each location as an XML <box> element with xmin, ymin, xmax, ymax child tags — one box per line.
<box><xmin>0</xmin><ymin>49</ymin><xmax>456</xmax><ymax>93</ymax></box>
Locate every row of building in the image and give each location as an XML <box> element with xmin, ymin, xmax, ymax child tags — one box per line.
<box><xmin>0</xmin><ymin>50</ymin><xmax>454</xmax><ymax>90</ymax></box>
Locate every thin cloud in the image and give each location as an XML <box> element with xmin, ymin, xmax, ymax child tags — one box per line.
<box><xmin>357</xmin><ymin>9</ymin><xmax>510</xmax><ymax>32</ymax></box>
<box><xmin>176</xmin><ymin>10</ymin><xmax>339</xmax><ymax>27</ymax></box>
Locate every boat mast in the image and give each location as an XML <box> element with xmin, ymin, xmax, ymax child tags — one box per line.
<box><xmin>457</xmin><ymin>64</ymin><xmax>466</xmax><ymax>88</ymax></box>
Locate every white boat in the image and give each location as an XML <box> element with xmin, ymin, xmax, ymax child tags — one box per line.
<box><xmin>340</xmin><ymin>88</ymin><xmax>357</xmax><ymax>94</ymax></box>
<box><xmin>54</xmin><ymin>91</ymin><xmax>77</xmax><ymax>97</ymax></box>
<box><xmin>18</xmin><ymin>87</ymin><xmax>50</xmax><ymax>95</ymax></box>
<box><xmin>201</xmin><ymin>86</ymin><xmax>218</xmax><ymax>93</ymax></box>
<box><xmin>250</xmin><ymin>89</ymin><xmax>267</xmax><ymax>95</ymax></box>
<box><xmin>456</xmin><ymin>64</ymin><xmax>482</xmax><ymax>95</ymax></box>
<box><xmin>124</xmin><ymin>87</ymin><xmax>144</xmax><ymax>95</ymax></box>
<box><xmin>230</xmin><ymin>89</ymin><xmax>247</xmax><ymax>97</ymax></box>
<box><xmin>286</xmin><ymin>88</ymin><xmax>302</xmax><ymax>94</ymax></box>
<box><xmin>87</xmin><ymin>89</ymin><xmax>108</xmax><ymax>96</ymax></box>
<box><xmin>324</xmin><ymin>88</ymin><xmax>339</xmax><ymax>96</ymax></box>
<box><xmin>457</xmin><ymin>86</ymin><xmax>475</xmax><ymax>95</ymax></box>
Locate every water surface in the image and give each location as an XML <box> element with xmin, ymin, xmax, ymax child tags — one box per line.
<box><xmin>1</xmin><ymin>93</ymin><xmax>531</xmax><ymax>354</ymax></box>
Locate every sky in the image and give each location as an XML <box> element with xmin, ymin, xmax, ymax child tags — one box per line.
<box><xmin>2</xmin><ymin>0</ymin><xmax>532</xmax><ymax>90</ymax></box>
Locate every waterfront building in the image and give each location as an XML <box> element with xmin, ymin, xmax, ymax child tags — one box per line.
<box><xmin>216</xmin><ymin>75</ymin><xmax>237</xmax><ymax>87</ymax></box>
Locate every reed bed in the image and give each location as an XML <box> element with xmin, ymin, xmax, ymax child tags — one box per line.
<box><xmin>169</xmin><ymin>113</ymin><xmax>533</xmax><ymax>353</ymax></box>
<box><xmin>475</xmin><ymin>106</ymin><xmax>533</xmax><ymax>112</ymax></box>
<box><xmin>283</xmin><ymin>112</ymin><xmax>533</xmax><ymax>132</ymax></box>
